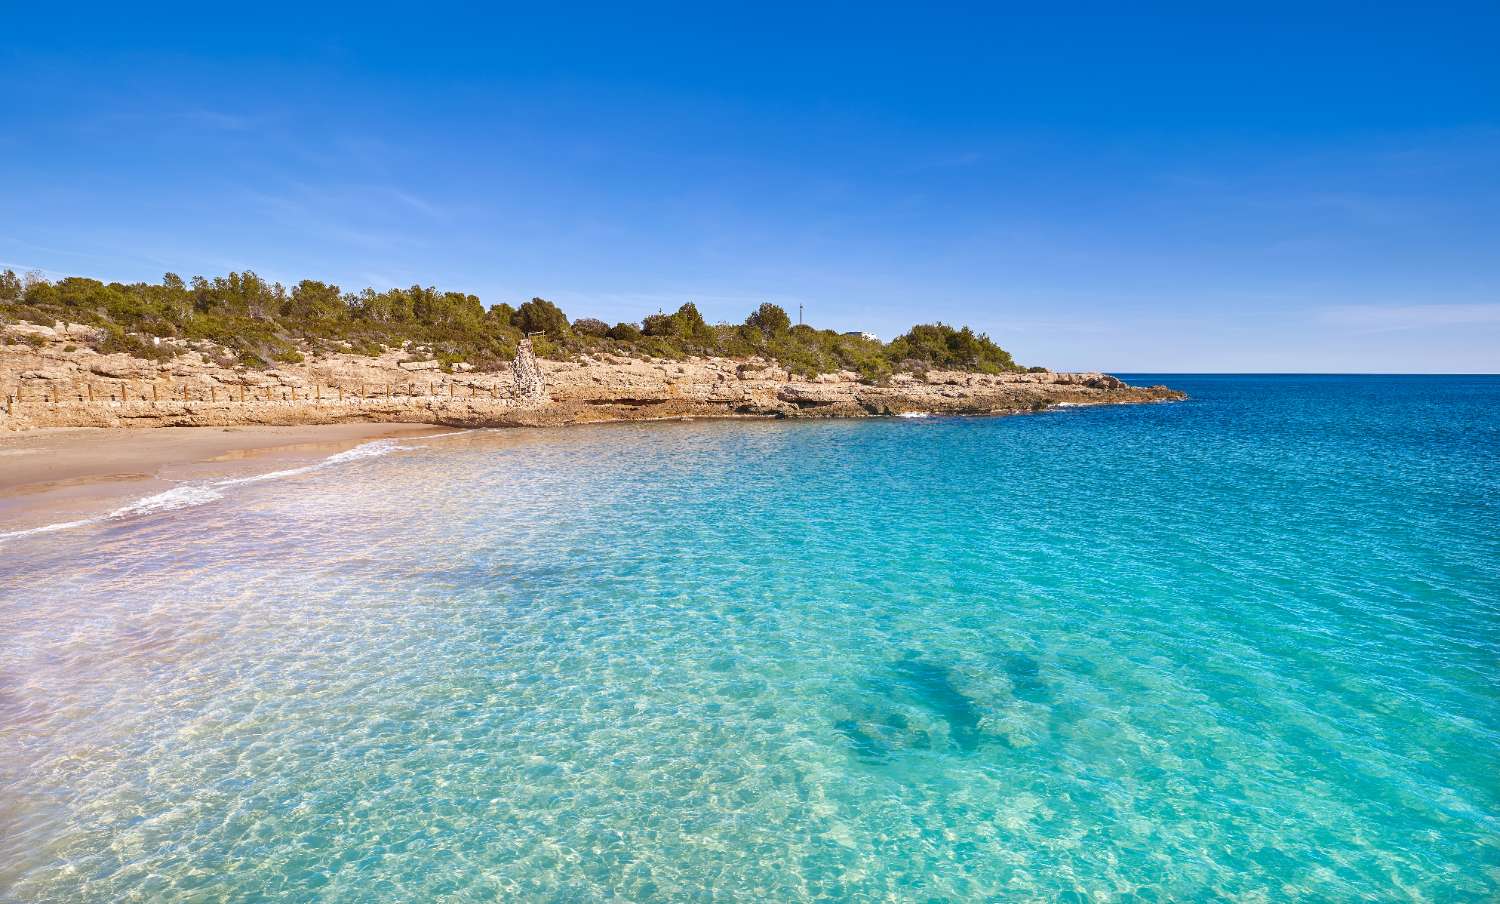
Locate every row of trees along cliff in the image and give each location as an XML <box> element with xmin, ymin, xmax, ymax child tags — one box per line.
<box><xmin>0</xmin><ymin>270</ymin><xmax>1045</xmax><ymax>381</ymax></box>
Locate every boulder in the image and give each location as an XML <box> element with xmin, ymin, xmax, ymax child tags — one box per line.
<box><xmin>88</xmin><ymin>357</ymin><xmax>155</xmax><ymax>379</ymax></box>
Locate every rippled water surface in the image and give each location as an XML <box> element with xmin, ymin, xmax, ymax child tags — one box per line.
<box><xmin>2</xmin><ymin>375</ymin><xmax>1497</xmax><ymax>901</ymax></box>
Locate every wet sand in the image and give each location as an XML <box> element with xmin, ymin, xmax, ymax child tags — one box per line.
<box><xmin>0</xmin><ymin>424</ymin><xmax>450</xmax><ymax>534</ymax></box>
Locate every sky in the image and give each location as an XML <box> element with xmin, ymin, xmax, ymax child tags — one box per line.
<box><xmin>2</xmin><ymin>3</ymin><xmax>1497</xmax><ymax>372</ymax></box>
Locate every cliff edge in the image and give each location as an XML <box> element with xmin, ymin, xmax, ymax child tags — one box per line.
<box><xmin>1</xmin><ymin>322</ymin><xmax>1183</xmax><ymax>431</ymax></box>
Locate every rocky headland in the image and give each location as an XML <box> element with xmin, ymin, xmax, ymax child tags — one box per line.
<box><xmin>0</xmin><ymin>321</ymin><xmax>1183</xmax><ymax>431</ymax></box>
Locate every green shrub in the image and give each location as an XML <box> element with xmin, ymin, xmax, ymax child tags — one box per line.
<box><xmin>572</xmin><ymin>317</ymin><xmax>610</xmax><ymax>337</ymax></box>
<box><xmin>512</xmin><ymin>298</ymin><xmax>569</xmax><ymax>338</ymax></box>
<box><xmin>97</xmin><ymin>324</ymin><xmax>177</xmax><ymax>361</ymax></box>
<box><xmin>745</xmin><ymin>302</ymin><xmax>791</xmax><ymax>337</ymax></box>
<box><xmin>669</xmin><ymin>303</ymin><xmax>713</xmax><ymax>344</ymax></box>
<box><xmin>885</xmin><ymin>323</ymin><xmax>1018</xmax><ymax>373</ymax></box>
<box><xmin>641</xmin><ymin>313</ymin><xmax>673</xmax><ymax>336</ymax></box>
<box><xmin>0</xmin><ymin>267</ymin><xmax>1032</xmax><ymax>374</ymax></box>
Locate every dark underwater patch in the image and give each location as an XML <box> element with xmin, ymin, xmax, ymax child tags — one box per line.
<box><xmin>890</xmin><ymin>657</ymin><xmax>983</xmax><ymax>752</ymax></box>
<box><xmin>1003</xmin><ymin>651</ymin><xmax>1052</xmax><ymax>704</ymax></box>
<box><xmin>833</xmin><ymin>718</ymin><xmax>888</xmax><ymax>762</ymax></box>
<box><xmin>833</xmin><ymin>655</ymin><xmax>994</xmax><ymax>761</ymax></box>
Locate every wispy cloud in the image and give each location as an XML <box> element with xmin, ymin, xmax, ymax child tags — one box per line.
<box><xmin>1247</xmin><ymin>191</ymin><xmax>1418</xmax><ymax>227</ymax></box>
<box><xmin>360</xmin><ymin>272</ymin><xmax>406</xmax><ymax>290</ymax></box>
<box><xmin>384</xmin><ymin>188</ymin><xmax>443</xmax><ymax>217</ymax></box>
<box><xmin>174</xmin><ymin>109</ymin><xmax>259</xmax><ymax>131</ymax></box>
<box><xmin>242</xmin><ymin>189</ymin><xmax>433</xmax><ymax>251</ymax></box>
<box><xmin>918</xmin><ymin>150</ymin><xmax>985</xmax><ymax>170</ymax></box>
<box><xmin>0</xmin><ymin>260</ymin><xmax>69</xmax><ymax>280</ymax></box>
<box><xmin>1319</xmin><ymin>303</ymin><xmax>1500</xmax><ymax>332</ymax></box>
<box><xmin>83</xmin><ymin>108</ymin><xmax>270</xmax><ymax>135</ymax></box>
<box><xmin>0</xmin><ymin>236</ymin><xmax>106</xmax><ymax>263</ymax></box>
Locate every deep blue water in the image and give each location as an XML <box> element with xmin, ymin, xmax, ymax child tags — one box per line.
<box><xmin>2</xmin><ymin>375</ymin><xmax>1497</xmax><ymax>900</ymax></box>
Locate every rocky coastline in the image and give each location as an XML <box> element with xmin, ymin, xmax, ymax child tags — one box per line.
<box><xmin>1</xmin><ymin>321</ymin><xmax>1183</xmax><ymax>431</ymax></box>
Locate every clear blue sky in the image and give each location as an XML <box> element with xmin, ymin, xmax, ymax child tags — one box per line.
<box><xmin>3</xmin><ymin>3</ymin><xmax>1497</xmax><ymax>371</ymax></box>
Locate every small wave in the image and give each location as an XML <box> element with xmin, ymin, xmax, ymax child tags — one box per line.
<box><xmin>896</xmin><ymin>412</ymin><xmax>932</xmax><ymax>419</ymax></box>
<box><xmin>327</xmin><ymin>438</ymin><xmax>415</xmax><ymax>462</ymax></box>
<box><xmin>107</xmin><ymin>484</ymin><xmax>225</xmax><ymax>518</ymax></box>
<box><xmin>415</xmin><ymin>429</ymin><xmax>475</xmax><ymax>440</ymax></box>
<box><xmin>1</xmin><ymin>438</ymin><xmax>413</xmax><ymax>544</ymax></box>
<box><xmin>0</xmin><ymin>517</ymin><xmax>98</xmax><ymax>541</ymax></box>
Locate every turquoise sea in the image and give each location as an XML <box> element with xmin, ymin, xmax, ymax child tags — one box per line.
<box><xmin>2</xmin><ymin>375</ymin><xmax>1497</xmax><ymax>901</ymax></box>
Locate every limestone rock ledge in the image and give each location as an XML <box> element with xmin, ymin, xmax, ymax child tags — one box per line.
<box><xmin>0</xmin><ymin>324</ymin><xmax>1184</xmax><ymax>430</ymax></box>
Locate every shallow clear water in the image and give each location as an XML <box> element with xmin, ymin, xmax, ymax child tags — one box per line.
<box><xmin>2</xmin><ymin>375</ymin><xmax>1497</xmax><ymax>901</ymax></box>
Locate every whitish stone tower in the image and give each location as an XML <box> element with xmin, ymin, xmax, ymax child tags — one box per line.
<box><xmin>511</xmin><ymin>337</ymin><xmax>547</xmax><ymax>401</ymax></box>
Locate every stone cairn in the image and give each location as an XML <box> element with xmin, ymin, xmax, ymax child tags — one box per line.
<box><xmin>511</xmin><ymin>337</ymin><xmax>547</xmax><ymax>401</ymax></box>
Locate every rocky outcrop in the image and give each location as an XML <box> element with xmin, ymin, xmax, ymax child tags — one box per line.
<box><xmin>511</xmin><ymin>338</ymin><xmax>546</xmax><ymax>401</ymax></box>
<box><xmin>0</xmin><ymin>322</ymin><xmax>1183</xmax><ymax>430</ymax></box>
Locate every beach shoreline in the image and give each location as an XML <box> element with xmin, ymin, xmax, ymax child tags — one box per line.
<box><xmin>0</xmin><ymin>423</ymin><xmax>451</xmax><ymax>536</ymax></box>
<box><xmin>0</xmin><ymin>330</ymin><xmax>1184</xmax><ymax>533</ymax></box>
<box><xmin>0</xmin><ymin>388</ymin><xmax>1182</xmax><ymax>534</ymax></box>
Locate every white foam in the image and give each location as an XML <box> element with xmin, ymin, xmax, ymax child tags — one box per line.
<box><xmin>107</xmin><ymin>484</ymin><xmax>224</xmax><ymax>518</ymax></box>
<box><xmin>896</xmin><ymin>412</ymin><xmax>932</xmax><ymax>419</ymax></box>
<box><xmin>0</xmin><ymin>517</ymin><xmax>98</xmax><ymax>540</ymax></box>
<box><xmin>326</xmin><ymin>439</ymin><xmax>414</xmax><ymax>462</ymax></box>
<box><xmin>415</xmin><ymin>429</ymin><xmax>475</xmax><ymax>440</ymax></box>
<box><xmin>1</xmin><ymin>438</ymin><xmax>417</xmax><ymax>544</ymax></box>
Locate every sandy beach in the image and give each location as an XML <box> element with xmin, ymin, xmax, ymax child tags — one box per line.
<box><xmin>0</xmin><ymin>423</ymin><xmax>450</xmax><ymax>535</ymax></box>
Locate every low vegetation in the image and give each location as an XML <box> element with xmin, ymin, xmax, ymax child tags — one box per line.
<box><xmin>0</xmin><ymin>270</ymin><xmax>1037</xmax><ymax>379</ymax></box>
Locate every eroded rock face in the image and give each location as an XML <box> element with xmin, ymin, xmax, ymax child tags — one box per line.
<box><xmin>511</xmin><ymin>339</ymin><xmax>547</xmax><ymax>401</ymax></box>
<box><xmin>0</xmin><ymin>324</ymin><xmax>1184</xmax><ymax>430</ymax></box>
<box><xmin>89</xmin><ymin>357</ymin><xmax>156</xmax><ymax>379</ymax></box>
